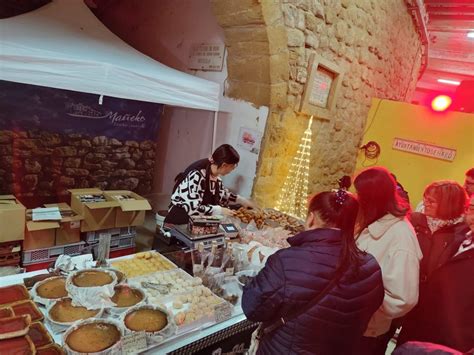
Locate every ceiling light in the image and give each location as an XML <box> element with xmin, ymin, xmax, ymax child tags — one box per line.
<box><xmin>437</xmin><ymin>79</ymin><xmax>460</xmax><ymax>86</ymax></box>
<box><xmin>431</xmin><ymin>95</ymin><xmax>452</xmax><ymax>112</ymax></box>
<box><xmin>468</xmin><ymin>32</ymin><xmax>474</xmax><ymax>38</ymax></box>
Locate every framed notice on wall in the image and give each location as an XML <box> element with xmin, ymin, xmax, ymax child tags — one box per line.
<box><xmin>300</xmin><ymin>54</ymin><xmax>344</xmax><ymax>120</ymax></box>
<box><xmin>188</xmin><ymin>43</ymin><xmax>225</xmax><ymax>71</ymax></box>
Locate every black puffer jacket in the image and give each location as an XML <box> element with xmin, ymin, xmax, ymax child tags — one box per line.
<box><xmin>242</xmin><ymin>228</ymin><xmax>384</xmax><ymax>355</ymax></box>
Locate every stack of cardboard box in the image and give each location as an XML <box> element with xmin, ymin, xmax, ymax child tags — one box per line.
<box><xmin>0</xmin><ymin>196</ymin><xmax>26</xmax><ymax>268</ymax></box>
<box><xmin>0</xmin><ymin>189</ymin><xmax>151</xmax><ymax>271</ymax></box>
<box><xmin>69</xmin><ymin>188</ymin><xmax>151</xmax><ymax>255</ymax></box>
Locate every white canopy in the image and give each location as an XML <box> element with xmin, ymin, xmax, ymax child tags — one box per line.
<box><xmin>0</xmin><ymin>0</ymin><xmax>220</xmax><ymax>111</ymax></box>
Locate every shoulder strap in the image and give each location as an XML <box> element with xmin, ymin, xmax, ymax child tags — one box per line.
<box><xmin>260</xmin><ymin>272</ymin><xmax>342</xmax><ymax>337</ymax></box>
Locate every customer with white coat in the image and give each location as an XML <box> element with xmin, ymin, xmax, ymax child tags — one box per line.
<box><xmin>353</xmin><ymin>167</ymin><xmax>423</xmax><ymax>355</ymax></box>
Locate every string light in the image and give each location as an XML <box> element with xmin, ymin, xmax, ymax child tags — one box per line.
<box><xmin>275</xmin><ymin>116</ymin><xmax>313</xmax><ymax>219</ymax></box>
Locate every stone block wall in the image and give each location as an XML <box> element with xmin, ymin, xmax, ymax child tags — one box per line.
<box><xmin>0</xmin><ymin>130</ymin><xmax>156</xmax><ymax>198</ymax></box>
<box><xmin>212</xmin><ymin>0</ymin><xmax>423</xmax><ymax>208</ymax></box>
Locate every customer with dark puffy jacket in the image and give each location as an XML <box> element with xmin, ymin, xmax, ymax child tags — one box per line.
<box><xmin>242</xmin><ymin>190</ymin><xmax>384</xmax><ymax>354</ymax></box>
<box><xmin>397</xmin><ymin>183</ymin><xmax>472</xmax><ymax>351</ymax></box>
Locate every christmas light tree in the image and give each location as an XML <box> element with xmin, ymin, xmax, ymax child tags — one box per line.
<box><xmin>275</xmin><ymin>116</ymin><xmax>313</xmax><ymax>219</ymax></box>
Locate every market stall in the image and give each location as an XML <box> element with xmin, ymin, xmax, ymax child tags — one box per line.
<box><xmin>0</xmin><ymin>206</ymin><xmax>304</xmax><ymax>354</ymax></box>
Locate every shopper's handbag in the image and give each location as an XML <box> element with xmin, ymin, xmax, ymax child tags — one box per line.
<box><xmin>246</xmin><ymin>273</ymin><xmax>341</xmax><ymax>355</ymax></box>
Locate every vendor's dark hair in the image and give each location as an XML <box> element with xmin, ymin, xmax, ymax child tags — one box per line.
<box><xmin>212</xmin><ymin>144</ymin><xmax>240</xmax><ymax>167</ymax></box>
<box><xmin>354</xmin><ymin>167</ymin><xmax>409</xmax><ymax>232</ymax></box>
<box><xmin>308</xmin><ymin>190</ymin><xmax>363</xmax><ymax>278</ymax></box>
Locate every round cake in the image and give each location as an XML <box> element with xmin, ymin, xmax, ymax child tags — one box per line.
<box><xmin>72</xmin><ymin>270</ymin><xmax>113</xmax><ymax>287</ymax></box>
<box><xmin>49</xmin><ymin>298</ymin><xmax>99</xmax><ymax>323</ymax></box>
<box><xmin>124</xmin><ymin>308</ymin><xmax>168</xmax><ymax>332</ymax></box>
<box><xmin>36</xmin><ymin>277</ymin><xmax>67</xmax><ymax>299</ymax></box>
<box><xmin>66</xmin><ymin>322</ymin><xmax>120</xmax><ymax>353</ymax></box>
<box><xmin>111</xmin><ymin>286</ymin><xmax>143</xmax><ymax>308</ymax></box>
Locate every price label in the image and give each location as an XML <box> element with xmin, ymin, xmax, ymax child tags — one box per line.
<box><xmin>121</xmin><ymin>331</ymin><xmax>147</xmax><ymax>354</ymax></box>
<box><xmin>225</xmin><ymin>267</ymin><xmax>234</xmax><ymax>277</ymax></box>
<box><xmin>214</xmin><ymin>302</ymin><xmax>232</xmax><ymax>323</ymax></box>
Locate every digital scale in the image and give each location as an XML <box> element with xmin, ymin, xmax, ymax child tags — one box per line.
<box><xmin>170</xmin><ymin>222</ymin><xmax>239</xmax><ymax>250</ymax></box>
<box><xmin>171</xmin><ymin>224</ymin><xmax>225</xmax><ymax>249</ymax></box>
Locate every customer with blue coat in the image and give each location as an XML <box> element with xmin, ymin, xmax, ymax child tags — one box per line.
<box><xmin>242</xmin><ymin>189</ymin><xmax>385</xmax><ymax>355</ymax></box>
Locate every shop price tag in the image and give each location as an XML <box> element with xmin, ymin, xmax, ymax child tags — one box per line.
<box><xmin>214</xmin><ymin>302</ymin><xmax>232</xmax><ymax>323</ymax></box>
<box><xmin>121</xmin><ymin>331</ymin><xmax>147</xmax><ymax>354</ymax></box>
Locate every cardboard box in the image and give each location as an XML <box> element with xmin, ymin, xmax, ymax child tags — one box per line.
<box><xmin>24</xmin><ymin>216</ymin><xmax>57</xmax><ymax>251</ymax></box>
<box><xmin>0</xmin><ymin>195</ymin><xmax>26</xmax><ymax>243</ymax></box>
<box><xmin>69</xmin><ymin>188</ymin><xmax>119</xmax><ymax>232</ymax></box>
<box><xmin>103</xmin><ymin>190</ymin><xmax>152</xmax><ymax>228</ymax></box>
<box><xmin>44</xmin><ymin>203</ymin><xmax>83</xmax><ymax>246</ymax></box>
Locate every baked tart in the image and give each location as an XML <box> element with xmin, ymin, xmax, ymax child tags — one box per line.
<box><xmin>124</xmin><ymin>306</ymin><xmax>168</xmax><ymax>333</ymax></box>
<box><xmin>11</xmin><ymin>300</ymin><xmax>43</xmax><ymax>322</ymax></box>
<box><xmin>0</xmin><ymin>284</ymin><xmax>30</xmax><ymax>306</ymax></box>
<box><xmin>0</xmin><ymin>335</ymin><xmax>35</xmax><ymax>354</ymax></box>
<box><xmin>111</xmin><ymin>285</ymin><xmax>144</xmax><ymax>308</ymax></box>
<box><xmin>72</xmin><ymin>270</ymin><xmax>114</xmax><ymax>287</ymax></box>
<box><xmin>27</xmin><ymin>322</ymin><xmax>53</xmax><ymax>348</ymax></box>
<box><xmin>36</xmin><ymin>344</ymin><xmax>66</xmax><ymax>355</ymax></box>
<box><xmin>49</xmin><ymin>298</ymin><xmax>100</xmax><ymax>324</ymax></box>
<box><xmin>65</xmin><ymin>320</ymin><xmax>121</xmax><ymax>353</ymax></box>
<box><xmin>36</xmin><ymin>277</ymin><xmax>67</xmax><ymax>299</ymax></box>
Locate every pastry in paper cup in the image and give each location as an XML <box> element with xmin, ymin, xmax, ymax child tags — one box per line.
<box><xmin>121</xmin><ymin>304</ymin><xmax>175</xmax><ymax>344</ymax></box>
<box><xmin>63</xmin><ymin>318</ymin><xmax>123</xmax><ymax>355</ymax></box>
<box><xmin>66</xmin><ymin>269</ymin><xmax>117</xmax><ymax>310</ymax></box>
<box><xmin>108</xmin><ymin>285</ymin><xmax>146</xmax><ymax>315</ymax></box>
<box><xmin>46</xmin><ymin>298</ymin><xmax>103</xmax><ymax>330</ymax></box>
<box><xmin>31</xmin><ymin>276</ymin><xmax>68</xmax><ymax>307</ymax></box>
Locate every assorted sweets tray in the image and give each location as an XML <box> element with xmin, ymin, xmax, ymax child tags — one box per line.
<box><xmin>129</xmin><ymin>268</ymin><xmax>201</xmax><ymax>302</ymax></box>
<box><xmin>111</xmin><ymin>251</ymin><xmax>177</xmax><ymax>277</ymax></box>
<box><xmin>0</xmin><ymin>251</ymin><xmax>239</xmax><ymax>354</ymax></box>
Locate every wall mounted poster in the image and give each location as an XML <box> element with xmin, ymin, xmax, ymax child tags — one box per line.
<box><xmin>0</xmin><ymin>80</ymin><xmax>162</xmax><ymax>203</ymax></box>
<box><xmin>237</xmin><ymin>127</ymin><xmax>262</xmax><ymax>155</ymax></box>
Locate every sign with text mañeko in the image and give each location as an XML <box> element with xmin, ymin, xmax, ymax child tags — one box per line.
<box><xmin>0</xmin><ymin>81</ymin><xmax>161</xmax><ymax>141</ymax></box>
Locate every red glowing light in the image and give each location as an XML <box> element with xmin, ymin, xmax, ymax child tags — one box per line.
<box><xmin>431</xmin><ymin>95</ymin><xmax>452</xmax><ymax>112</ymax></box>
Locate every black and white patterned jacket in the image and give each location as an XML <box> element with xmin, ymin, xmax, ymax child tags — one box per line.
<box><xmin>170</xmin><ymin>169</ymin><xmax>237</xmax><ymax>216</ymax></box>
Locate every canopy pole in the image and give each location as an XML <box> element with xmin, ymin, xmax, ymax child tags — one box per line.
<box><xmin>212</xmin><ymin>111</ymin><xmax>218</xmax><ymax>153</ymax></box>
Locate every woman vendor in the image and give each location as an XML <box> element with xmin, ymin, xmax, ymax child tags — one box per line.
<box><xmin>164</xmin><ymin>144</ymin><xmax>257</xmax><ymax>225</ymax></box>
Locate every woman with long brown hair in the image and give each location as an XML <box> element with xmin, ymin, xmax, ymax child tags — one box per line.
<box><xmin>353</xmin><ymin>167</ymin><xmax>422</xmax><ymax>355</ymax></box>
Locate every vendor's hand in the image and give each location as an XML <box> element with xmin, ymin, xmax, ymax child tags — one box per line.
<box><xmin>221</xmin><ymin>207</ymin><xmax>236</xmax><ymax>217</ymax></box>
<box><xmin>243</xmin><ymin>199</ymin><xmax>260</xmax><ymax>210</ymax></box>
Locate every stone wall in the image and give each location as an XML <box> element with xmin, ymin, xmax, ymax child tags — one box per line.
<box><xmin>0</xmin><ymin>130</ymin><xmax>156</xmax><ymax>198</ymax></box>
<box><xmin>212</xmin><ymin>0</ymin><xmax>423</xmax><ymax>208</ymax></box>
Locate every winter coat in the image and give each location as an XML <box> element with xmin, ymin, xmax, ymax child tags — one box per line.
<box><xmin>242</xmin><ymin>228</ymin><xmax>385</xmax><ymax>355</ymax></box>
<box><xmin>409</xmin><ymin>212</ymin><xmax>468</xmax><ymax>281</ymax></box>
<box><xmin>356</xmin><ymin>214</ymin><xmax>422</xmax><ymax>337</ymax></box>
<box><xmin>398</xmin><ymin>215</ymin><xmax>473</xmax><ymax>352</ymax></box>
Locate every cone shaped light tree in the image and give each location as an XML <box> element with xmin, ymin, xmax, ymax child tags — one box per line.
<box><xmin>275</xmin><ymin>116</ymin><xmax>313</xmax><ymax>219</ymax></box>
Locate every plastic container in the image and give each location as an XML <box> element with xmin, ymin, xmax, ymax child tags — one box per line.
<box><xmin>22</xmin><ymin>241</ymin><xmax>85</xmax><ymax>265</ymax></box>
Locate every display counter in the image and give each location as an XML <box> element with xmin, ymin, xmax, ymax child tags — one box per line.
<box><xmin>0</xmin><ymin>252</ymin><xmax>256</xmax><ymax>354</ymax></box>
